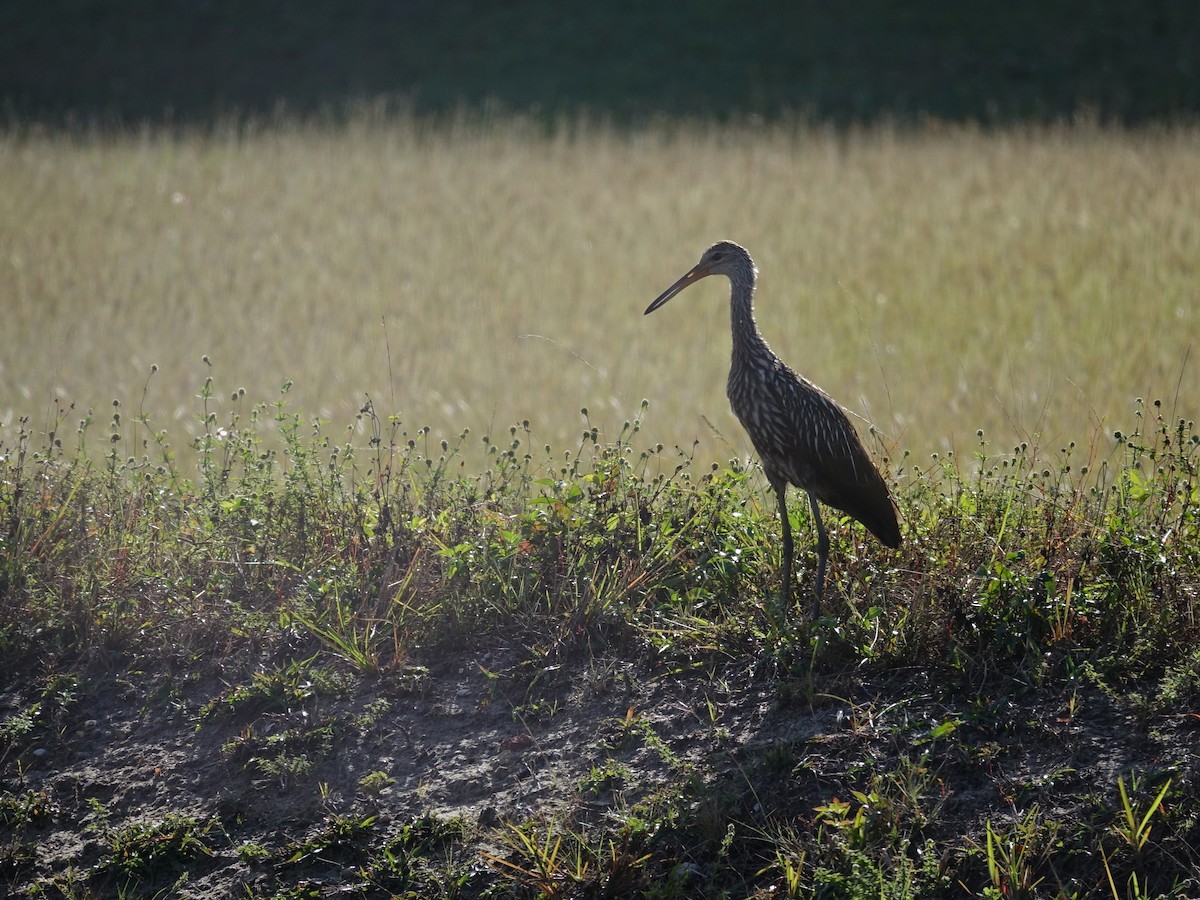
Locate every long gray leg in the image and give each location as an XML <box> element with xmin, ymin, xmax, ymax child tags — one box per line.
<box><xmin>808</xmin><ymin>491</ymin><xmax>829</xmax><ymax>618</ymax></box>
<box><xmin>774</xmin><ymin>481</ymin><xmax>792</xmax><ymax>609</ymax></box>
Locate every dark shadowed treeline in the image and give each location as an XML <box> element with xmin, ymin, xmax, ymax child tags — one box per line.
<box><xmin>2</xmin><ymin>1</ymin><xmax>1198</xmax><ymax>128</ymax></box>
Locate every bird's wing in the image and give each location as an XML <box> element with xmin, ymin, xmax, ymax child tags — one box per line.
<box><xmin>744</xmin><ymin>362</ymin><xmax>901</xmax><ymax>547</ymax></box>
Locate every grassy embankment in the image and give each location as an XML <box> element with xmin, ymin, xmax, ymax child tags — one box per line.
<box><xmin>1</xmin><ymin>117</ymin><xmax>1199</xmax><ymax>897</ymax></box>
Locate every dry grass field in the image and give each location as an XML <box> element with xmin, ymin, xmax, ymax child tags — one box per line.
<box><xmin>2</xmin><ymin>113</ymin><xmax>1198</xmax><ymax>472</ymax></box>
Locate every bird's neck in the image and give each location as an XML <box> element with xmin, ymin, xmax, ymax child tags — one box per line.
<box><xmin>729</xmin><ymin>273</ymin><xmax>770</xmax><ymax>362</ymax></box>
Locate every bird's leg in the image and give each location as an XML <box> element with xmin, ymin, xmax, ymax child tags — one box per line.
<box><xmin>807</xmin><ymin>491</ymin><xmax>829</xmax><ymax>618</ymax></box>
<box><xmin>774</xmin><ymin>482</ymin><xmax>793</xmax><ymax>610</ymax></box>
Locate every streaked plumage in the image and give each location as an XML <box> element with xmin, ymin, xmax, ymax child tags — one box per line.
<box><xmin>645</xmin><ymin>240</ymin><xmax>900</xmax><ymax>615</ymax></box>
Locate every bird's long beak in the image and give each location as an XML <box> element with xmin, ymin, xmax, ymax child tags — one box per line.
<box><xmin>644</xmin><ymin>265</ymin><xmax>711</xmax><ymax>315</ymax></box>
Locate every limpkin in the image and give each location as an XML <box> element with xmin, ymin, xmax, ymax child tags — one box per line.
<box><xmin>645</xmin><ymin>240</ymin><xmax>901</xmax><ymax>615</ymax></box>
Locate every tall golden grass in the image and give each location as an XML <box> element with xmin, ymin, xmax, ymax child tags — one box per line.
<box><xmin>2</xmin><ymin>113</ymin><xmax>1197</xmax><ymax>472</ymax></box>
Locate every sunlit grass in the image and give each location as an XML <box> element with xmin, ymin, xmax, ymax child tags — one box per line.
<box><xmin>2</xmin><ymin>112</ymin><xmax>1198</xmax><ymax>475</ymax></box>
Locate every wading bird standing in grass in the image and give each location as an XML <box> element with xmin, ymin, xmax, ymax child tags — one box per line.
<box><xmin>644</xmin><ymin>241</ymin><xmax>901</xmax><ymax>616</ymax></box>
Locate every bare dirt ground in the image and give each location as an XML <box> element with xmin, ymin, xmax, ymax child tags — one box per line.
<box><xmin>2</xmin><ymin>642</ymin><xmax>1197</xmax><ymax>897</ymax></box>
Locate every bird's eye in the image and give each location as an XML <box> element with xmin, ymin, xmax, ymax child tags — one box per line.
<box><xmin>711</xmin><ymin>251</ymin><xmax>724</xmax><ymax>261</ymax></box>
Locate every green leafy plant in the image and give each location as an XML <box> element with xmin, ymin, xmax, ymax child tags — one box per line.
<box><xmin>1112</xmin><ymin>773</ymin><xmax>1171</xmax><ymax>856</ymax></box>
<box><xmin>95</xmin><ymin>814</ymin><xmax>215</xmax><ymax>881</ymax></box>
<box><xmin>975</xmin><ymin>805</ymin><xmax>1055</xmax><ymax>899</ymax></box>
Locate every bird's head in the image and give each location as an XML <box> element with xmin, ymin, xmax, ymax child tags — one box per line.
<box><xmin>644</xmin><ymin>240</ymin><xmax>755</xmax><ymax>315</ymax></box>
